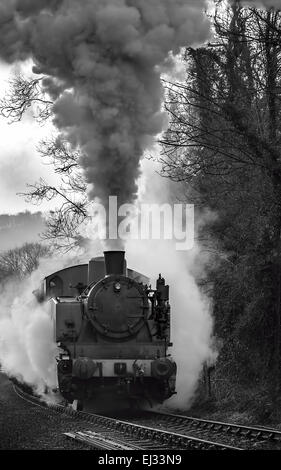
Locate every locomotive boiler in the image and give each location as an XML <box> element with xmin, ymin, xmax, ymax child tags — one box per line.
<box><xmin>38</xmin><ymin>251</ymin><xmax>176</xmax><ymax>409</ymax></box>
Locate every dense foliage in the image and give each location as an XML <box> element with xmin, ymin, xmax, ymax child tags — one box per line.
<box><xmin>161</xmin><ymin>2</ymin><xmax>281</xmax><ymax>410</ymax></box>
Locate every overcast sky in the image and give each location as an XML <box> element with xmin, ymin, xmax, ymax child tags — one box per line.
<box><xmin>0</xmin><ymin>61</ymin><xmax>60</xmax><ymax>215</ymax></box>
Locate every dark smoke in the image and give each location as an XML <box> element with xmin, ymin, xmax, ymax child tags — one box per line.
<box><xmin>0</xmin><ymin>0</ymin><xmax>210</xmax><ymax>209</ymax></box>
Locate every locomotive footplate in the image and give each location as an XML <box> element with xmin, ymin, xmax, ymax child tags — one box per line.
<box><xmin>57</xmin><ymin>356</ymin><xmax>176</xmax><ymax>404</ymax></box>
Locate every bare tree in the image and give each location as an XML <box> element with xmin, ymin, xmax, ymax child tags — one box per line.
<box><xmin>0</xmin><ymin>73</ymin><xmax>52</xmax><ymax>123</ymax></box>
<box><xmin>0</xmin><ymin>74</ymin><xmax>90</xmax><ymax>250</ymax></box>
<box><xmin>0</xmin><ymin>242</ymin><xmax>50</xmax><ymax>281</ymax></box>
<box><xmin>20</xmin><ymin>136</ymin><xmax>90</xmax><ymax>250</ymax></box>
<box><xmin>161</xmin><ymin>2</ymin><xmax>281</xmax><ymax>399</ymax></box>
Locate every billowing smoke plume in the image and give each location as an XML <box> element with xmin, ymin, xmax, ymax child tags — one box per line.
<box><xmin>0</xmin><ymin>1</ymin><xmax>214</xmax><ymax>406</ymax></box>
<box><xmin>0</xmin><ymin>0</ymin><xmax>210</xmax><ymax>210</ymax></box>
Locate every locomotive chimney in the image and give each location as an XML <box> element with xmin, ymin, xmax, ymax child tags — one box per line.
<box><xmin>104</xmin><ymin>251</ymin><xmax>125</xmax><ymax>276</ymax></box>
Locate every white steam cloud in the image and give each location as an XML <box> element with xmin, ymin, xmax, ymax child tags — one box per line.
<box><xmin>0</xmin><ymin>1</ymin><xmax>214</xmax><ymax>407</ymax></box>
<box><xmin>0</xmin><ymin>254</ymin><xmax>80</xmax><ymax>397</ymax></box>
<box><xmin>126</xmin><ymin>158</ymin><xmax>215</xmax><ymax>408</ymax></box>
<box><xmin>0</xmin><ymin>167</ymin><xmax>215</xmax><ymax>408</ymax></box>
<box><xmin>0</xmin><ymin>0</ymin><xmax>210</xmax><ymax>209</ymax></box>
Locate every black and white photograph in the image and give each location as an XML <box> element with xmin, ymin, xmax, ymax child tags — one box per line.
<box><xmin>0</xmin><ymin>0</ymin><xmax>280</xmax><ymax>457</ymax></box>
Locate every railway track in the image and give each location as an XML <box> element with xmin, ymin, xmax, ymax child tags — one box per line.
<box><xmin>14</xmin><ymin>385</ymin><xmax>241</xmax><ymax>450</ymax></box>
<box><xmin>117</xmin><ymin>409</ymin><xmax>281</xmax><ymax>450</ymax></box>
<box><xmin>15</xmin><ymin>383</ymin><xmax>281</xmax><ymax>450</ymax></box>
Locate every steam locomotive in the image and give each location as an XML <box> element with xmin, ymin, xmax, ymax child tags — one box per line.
<box><xmin>37</xmin><ymin>251</ymin><xmax>176</xmax><ymax>410</ymax></box>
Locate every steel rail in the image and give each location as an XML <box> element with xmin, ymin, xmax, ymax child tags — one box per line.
<box><xmin>144</xmin><ymin>410</ymin><xmax>281</xmax><ymax>442</ymax></box>
<box><xmin>14</xmin><ymin>385</ymin><xmax>241</xmax><ymax>450</ymax></box>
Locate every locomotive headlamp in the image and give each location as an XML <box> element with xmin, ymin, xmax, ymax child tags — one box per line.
<box><xmin>114</xmin><ymin>282</ymin><xmax>121</xmax><ymax>292</ymax></box>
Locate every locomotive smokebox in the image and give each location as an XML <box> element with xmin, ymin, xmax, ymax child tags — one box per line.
<box><xmin>104</xmin><ymin>250</ymin><xmax>125</xmax><ymax>276</ymax></box>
